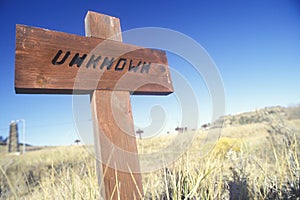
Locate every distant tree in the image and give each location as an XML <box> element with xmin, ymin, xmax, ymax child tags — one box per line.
<box><xmin>201</xmin><ymin>124</ymin><xmax>208</xmax><ymax>129</ymax></box>
<box><xmin>74</xmin><ymin>139</ymin><xmax>80</xmax><ymax>145</ymax></box>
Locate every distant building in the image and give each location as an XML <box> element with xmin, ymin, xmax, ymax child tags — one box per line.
<box><xmin>175</xmin><ymin>127</ymin><xmax>187</xmax><ymax>133</ymax></box>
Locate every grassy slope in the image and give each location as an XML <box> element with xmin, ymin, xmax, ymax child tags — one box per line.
<box><xmin>0</xmin><ymin>146</ymin><xmax>99</xmax><ymax>199</ymax></box>
<box><xmin>0</xmin><ymin>108</ymin><xmax>299</xmax><ymax>199</ymax></box>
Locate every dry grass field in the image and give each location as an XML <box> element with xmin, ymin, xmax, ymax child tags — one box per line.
<box><xmin>0</xmin><ymin>106</ymin><xmax>299</xmax><ymax>199</ymax></box>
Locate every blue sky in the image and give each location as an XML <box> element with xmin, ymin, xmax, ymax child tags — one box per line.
<box><xmin>0</xmin><ymin>0</ymin><xmax>300</xmax><ymax>146</ymax></box>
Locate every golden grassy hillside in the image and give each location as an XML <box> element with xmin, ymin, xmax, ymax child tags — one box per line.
<box><xmin>0</xmin><ymin>107</ymin><xmax>299</xmax><ymax>199</ymax></box>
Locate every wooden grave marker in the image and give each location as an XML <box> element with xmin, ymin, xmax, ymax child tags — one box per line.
<box><xmin>136</xmin><ymin>129</ymin><xmax>144</xmax><ymax>140</ymax></box>
<box><xmin>15</xmin><ymin>11</ymin><xmax>173</xmax><ymax>199</ymax></box>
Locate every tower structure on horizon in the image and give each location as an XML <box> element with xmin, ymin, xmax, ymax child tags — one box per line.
<box><xmin>8</xmin><ymin>121</ymin><xmax>19</xmax><ymax>153</ymax></box>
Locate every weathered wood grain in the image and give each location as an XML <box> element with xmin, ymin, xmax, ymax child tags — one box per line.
<box><xmin>87</xmin><ymin>12</ymin><xmax>143</xmax><ymax>200</ymax></box>
<box><xmin>15</xmin><ymin>24</ymin><xmax>173</xmax><ymax>94</ymax></box>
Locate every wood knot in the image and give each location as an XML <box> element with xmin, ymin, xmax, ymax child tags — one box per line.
<box><xmin>36</xmin><ymin>75</ymin><xmax>47</xmax><ymax>88</ymax></box>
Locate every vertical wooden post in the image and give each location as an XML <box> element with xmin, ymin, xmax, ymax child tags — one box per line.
<box><xmin>85</xmin><ymin>11</ymin><xmax>143</xmax><ymax>200</ymax></box>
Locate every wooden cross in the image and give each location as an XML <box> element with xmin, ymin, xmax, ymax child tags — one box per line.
<box><xmin>14</xmin><ymin>11</ymin><xmax>173</xmax><ymax>199</ymax></box>
<box><xmin>136</xmin><ymin>129</ymin><xmax>144</xmax><ymax>140</ymax></box>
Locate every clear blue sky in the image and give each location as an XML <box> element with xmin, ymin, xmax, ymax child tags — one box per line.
<box><xmin>1</xmin><ymin>0</ymin><xmax>299</xmax><ymax>145</ymax></box>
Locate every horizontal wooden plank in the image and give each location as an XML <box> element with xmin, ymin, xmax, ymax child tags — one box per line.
<box><xmin>15</xmin><ymin>25</ymin><xmax>173</xmax><ymax>95</ymax></box>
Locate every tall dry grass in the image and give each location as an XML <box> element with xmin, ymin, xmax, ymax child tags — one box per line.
<box><xmin>0</xmin><ymin>146</ymin><xmax>99</xmax><ymax>199</ymax></box>
<box><xmin>0</xmin><ymin>111</ymin><xmax>299</xmax><ymax>199</ymax></box>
